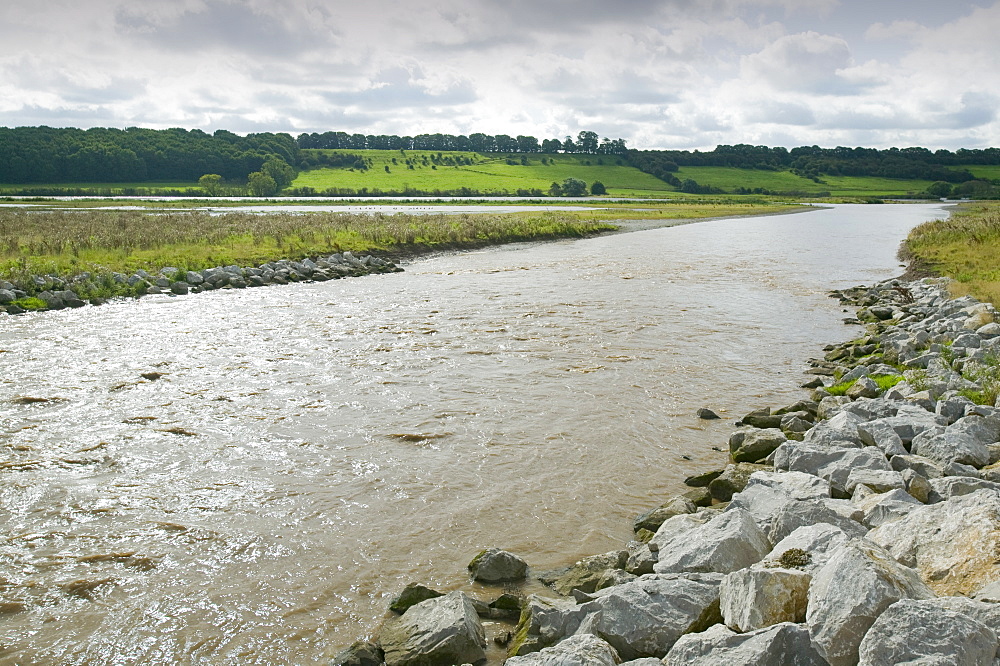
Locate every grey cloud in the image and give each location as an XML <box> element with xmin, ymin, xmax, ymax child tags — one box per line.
<box><xmin>944</xmin><ymin>92</ymin><xmax>997</xmax><ymax>129</ymax></box>
<box><xmin>320</xmin><ymin>68</ymin><xmax>478</xmax><ymax>110</ymax></box>
<box><xmin>744</xmin><ymin>100</ymin><xmax>817</xmax><ymax>126</ymax></box>
<box><xmin>742</xmin><ymin>31</ymin><xmax>874</xmax><ymax>95</ymax></box>
<box><xmin>114</xmin><ymin>1</ymin><xmax>333</xmax><ymax>58</ymax></box>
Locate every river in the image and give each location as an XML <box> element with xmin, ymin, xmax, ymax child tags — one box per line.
<box><xmin>0</xmin><ymin>203</ymin><xmax>950</xmax><ymax>664</ymax></box>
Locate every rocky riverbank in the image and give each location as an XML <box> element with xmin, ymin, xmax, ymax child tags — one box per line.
<box><xmin>334</xmin><ymin>276</ymin><xmax>1000</xmax><ymax>666</ymax></box>
<box><xmin>0</xmin><ymin>252</ymin><xmax>401</xmax><ymax>314</ymax></box>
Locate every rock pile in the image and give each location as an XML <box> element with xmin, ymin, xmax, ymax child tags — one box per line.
<box><xmin>0</xmin><ymin>252</ymin><xmax>401</xmax><ymax>314</ymax></box>
<box><xmin>335</xmin><ymin>277</ymin><xmax>1000</xmax><ymax>666</ymax></box>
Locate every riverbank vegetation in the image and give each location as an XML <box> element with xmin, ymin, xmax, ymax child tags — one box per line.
<box><xmin>0</xmin><ymin>202</ymin><xmax>794</xmax><ymax>292</ymax></box>
<box><xmin>903</xmin><ymin>202</ymin><xmax>1000</xmax><ymax>305</ymax></box>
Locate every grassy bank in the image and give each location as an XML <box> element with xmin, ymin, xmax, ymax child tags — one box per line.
<box><xmin>903</xmin><ymin>202</ymin><xmax>1000</xmax><ymax>305</ymax></box>
<box><xmin>0</xmin><ymin>202</ymin><xmax>797</xmax><ymax>287</ymax></box>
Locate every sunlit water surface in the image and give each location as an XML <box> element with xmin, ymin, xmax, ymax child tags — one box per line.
<box><xmin>0</xmin><ymin>204</ymin><xmax>949</xmax><ymax>664</ymax></box>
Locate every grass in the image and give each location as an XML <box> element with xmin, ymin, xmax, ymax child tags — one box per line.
<box><xmin>672</xmin><ymin>166</ymin><xmax>936</xmax><ymax>197</ymax></box>
<box><xmin>0</xmin><ymin>181</ymin><xmax>200</xmax><ymax>195</ymax></box>
<box><xmin>903</xmin><ymin>202</ymin><xmax>1000</xmax><ymax>305</ymax></box>
<box><xmin>0</xmin><ymin>208</ymin><xmax>614</xmax><ymax>284</ymax></box>
<box><xmin>825</xmin><ymin>374</ymin><xmax>904</xmax><ymax>396</ymax></box>
<box><xmin>293</xmin><ymin>150</ymin><xmax>674</xmax><ymax>197</ymax></box>
<box><xmin>960</xmin><ymin>165</ymin><xmax>1000</xmax><ymax>181</ymax></box>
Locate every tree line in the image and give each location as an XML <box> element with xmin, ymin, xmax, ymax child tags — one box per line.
<box><xmin>295</xmin><ymin>130</ymin><xmax>628</xmax><ymax>156</ymax></box>
<box><xmin>0</xmin><ymin>126</ymin><xmax>299</xmax><ymax>184</ymax></box>
<box><xmin>626</xmin><ymin>144</ymin><xmax>1000</xmax><ymax>185</ymax></box>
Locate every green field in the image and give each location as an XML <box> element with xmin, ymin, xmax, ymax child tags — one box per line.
<box><xmin>672</xmin><ymin>166</ymin><xmax>936</xmax><ymax>197</ymax></box>
<box><xmin>292</xmin><ymin>150</ymin><xmax>674</xmax><ymax>197</ymax></box>
<box><xmin>962</xmin><ymin>165</ymin><xmax>1000</xmax><ymax>181</ymax></box>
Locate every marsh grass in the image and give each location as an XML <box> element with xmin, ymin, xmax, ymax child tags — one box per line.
<box><xmin>825</xmin><ymin>374</ymin><xmax>904</xmax><ymax>396</ymax></box>
<box><xmin>0</xmin><ymin>208</ymin><xmax>614</xmax><ymax>284</ymax></box>
<box><xmin>904</xmin><ymin>202</ymin><xmax>1000</xmax><ymax>305</ymax></box>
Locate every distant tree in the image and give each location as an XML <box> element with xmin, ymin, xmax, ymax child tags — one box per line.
<box><xmin>247</xmin><ymin>171</ymin><xmax>278</xmax><ymax>196</ymax></box>
<box><xmin>198</xmin><ymin>173</ymin><xmax>224</xmax><ymax>196</ymax></box>
<box><xmin>925</xmin><ymin>181</ymin><xmax>952</xmax><ymax>198</ymax></box>
<box><xmin>541</xmin><ymin>139</ymin><xmax>562</xmax><ymax>153</ymax></box>
<box><xmin>561</xmin><ymin>177</ymin><xmax>587</xmax><ymax>196</ymax></box>
<box><xmin>577</xmin><ymin>131</ymin><xmax>599</xmax><ymax>154</ymax></box>
<box><xmin>590</xmin><ymin>181</ymin><xmax>607</xmax><ymax>195</ymax></box>
<box><xmin>548</xmin><ymin>181</ymin><xmax>562</xmax><ymax>196</ymax></box>
<box><xmin>260</xmin><ymin>158</ymin><xmax>295</xmax><ymax>190</ymax></box>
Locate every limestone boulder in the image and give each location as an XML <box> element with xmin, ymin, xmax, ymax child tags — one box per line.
<box><xmin>653</xmin><ymin>508</ymin><xmax>772</xmax><ymax>576</ymax></box>
<box><xmin>773</xmin><ymin>442</ymin><xmax>891</xmax><ymax>495</ymax></box>
<box><xmin>764</xmin><ymin>523</ymin><xmax>852</xmax><ymax>574</ymax></box>
<box><xmin>857</xmin><ymin>599</ymin><xmax>998</xmax><ymax>666</ymax></box>
<box><xmin>844</xmin><ymin>469</ymin><xmax>904</xmax><ymax>495</ymax></box>
<box><xmin>505</xmin><ymin>633</ymin><xmax>621</xmax><ymax>666</ymax></box>
<box><xmin>511</xmin><ymin>574</ymin><xmax>723</xmax><ymax>661</ymax></box>
<box><xmin>633</xmin><ymin>496</ymin><xmax>697</xmax><ymax>534</ymax></box>
<box><xmin>726</xmin><ymin>470</ymin><xmax>830</xmax><ymax>533</ymax></box>
<box><xmin>708</xmin><ymin>463</ymin><xmax>770</xmax><ymax>502</ymax></box>
<box><xmin>665</xmin><ymin>622</ymin><xmax>827</xmax><ymax>666</ymax></box>
<box><xmin>911</xmin><ymin>429</ymin><xmax>991</xmax><ymax>468</ymax></box>
<box><xmin>552</xmin><ymin>550</ymin><xmax>628</xmax><ymax>596</ymax></box>
<box><xmin>806</xmin><ymin>538</ymin><xmax>935</xmax><ymax>666</ymax></box>
<box><xmin>380</xmin><ymin>591</ymin><xmax>487</xmax><ymax>666</ymax></box>
<box><xmin>720</xmin><ymin>566</ymin><xmax>811</xmax><ymax>632</ymax></box>
<box><xmin>767</xmin><ymin>498</ymin><xmax>867</xmax><ymax>544</ymax></box>
<box><xmin>867</xmin><ymin>489</ymin><xmax>1000</xmax><ymax>595</ymax></box>
<box><xmin>731</xmin><ymin>428</ymin><xmax>786</xmax><ymax>463</ymax></box>
<box><xmin>927</xmin><ymin>476</ymin><xmax>1000</xmax><ymax>503</ymax></box>
<box><xmin>803</xmin><ymin>411</ymin><xmax>865</xmax><ymax>447</ymax></box>
<box><xmin>468</xmin><ymin>548</ymin><xmax>527</xmax><ymax>583</ymax></box>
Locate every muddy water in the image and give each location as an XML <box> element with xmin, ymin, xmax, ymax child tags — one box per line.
<box><xmin>0</xmin><ymin>203</ymin><xmax>949</xmax><ymax>664</ymax></box>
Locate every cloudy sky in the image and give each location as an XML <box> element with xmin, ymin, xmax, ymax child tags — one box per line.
<box><xmin>2</xmin><ymin>0</ymin><xmax>998</xmax><ymax>150</ymax></box>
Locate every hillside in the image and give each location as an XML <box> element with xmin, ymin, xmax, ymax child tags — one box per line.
<box><xmin>291</xmin><ymin>150</ymin><xmax>672</xmax><ymax>197</ymax></box>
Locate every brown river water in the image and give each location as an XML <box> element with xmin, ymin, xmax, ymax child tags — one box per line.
<box><xmin>0</xmin><ymin>203</ymin><xmax>950</xmax><ymax>664</ymax></box>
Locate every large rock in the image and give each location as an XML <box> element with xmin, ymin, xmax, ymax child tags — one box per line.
<box><xmin>763</xmin><ymin>523</ymin><xmax>852</xmax><ymax>573</ymax></box>
<box><xmin>857</xmin><ymin>599</ymin><xmax>998</xmax><ymax>666</ymax></box>
<box><xmin>380</xmin><ymin>591</ymin><xmax>487</xmax><ymax>666</ymax></box>
<box><xmin>852</xmin><ymin>487</ymin><xmax>923</xmax><ymax>528</ymax></box>
<box><xmin>806</xmin><ymin>538</ymin><xmax>935</xmax><ymax>666</ymax></box>
<box><xmin>731</xmin><ymin>429</ymin><xmax>786</xmax><ymax>463</ymax></box>
<box><xmin>767</xmin><ymin>498</ymin><xmax>867</xmax><ymax>543</ymax></box>
<box><xmin>510</xmin><ymin>574</ymin><xmax>723</xmax><ymax>660</ymax></box>
<box><xmin>720</xmin><ymin>566</ymin><xmax>811</xmax><ymax>632</ymax></box>
<box><xmin>911</xmin><ymin>429</ymin><xmax>991</xmax><ymax>468</ymax></box>
<box><xmin>927</xmin><ymin>475</ymin><xmax>1000</xmax><ymax>503</ymax></box>
<box><xmin>552</xmin><ymin>550</ymin><xmax>628</xmax><ymax>596</ymax></box>
<box><xmin>468</xmin><ymin>548</ymin><xmax>527</xmax><ymax>583</ymax></box>
<box><xmin>803</xmin><ymin>411</ymin><xmax>865</xmax><ymax>447</ymax></box>
<box><xmin>773</xmin><ymin>442</ymin><xmax>892</xmax><ymax>495</ymax></box>
<box><xmin>867</xmin><ymin>489</ymin><xmax>1000</xmax><ymax>595</ymax></box>
<box><xmin>653</xmin><ymin>509</ymin><xmax>772</xmax><ymax>575</ymax></box>
<box><xmin>726</xmin><ymin>470</ymin><xmax>830</xmax><ymax>533</ymax></box>
<box><xmin>665</xmin><ymin>622</ymin><xmax>827</xmax><ymax>665</ymax></box>
<box><xmin>633</xmin><ymin>496</ymin><xmax>697</xmax><ymax>533</ymax></box>
<box><xmin>708</xmin><ymin>463</ymin><xmax>770</xmax><ymax>502</ymax></box>
<box><xmin>505</xmin><ymin>633</ymin><xmax>620</xmax><ymax>665</ymax></box>
<box><xmin>330</xmin><ymin>640</ymin><xmax>383</xmax><ymax>666</ymax></box>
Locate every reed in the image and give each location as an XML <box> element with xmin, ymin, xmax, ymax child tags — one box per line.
<box><xmin>0</xmin><ymin>209</ymin><xmax>614</xmax><ymax>282</ymax></box>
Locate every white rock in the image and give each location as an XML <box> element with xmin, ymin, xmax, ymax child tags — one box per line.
<box><xmin>857</xmin><ymin>599</ymin><xmax>998</xmax><ymax>666</ymax></box>
<box><xmin>928</xmin><ymin>476</ymin><xmax>1000</xmax><ymax>502</ymax></box>
<box><xmin>380</xmin><ymin>591</ymin><xmax>487</xmax><ymax>666</ymax></box>
<box><xmin>767</xmin><ymin>498</ymin><xmax>868</xmax><ymax>544</ymax></box>
<box><xmin>653</xmin><ymin>508</ymin><xmax>772</xmax><ymax>576</ymax></box>
<box><xmin>720</xmin><ymin>566</ymin><xmax>811</xmax><ymax>632</ymax></box>
<box><xmin>512</xmin><ymin>574</ymin><xmax>723</xmax><ymax>661</ymax></box>
<box><xmin>853</xmin><ymin>487</ymin><xmax>923</xmax><ymax>528</ymax></box>
<box><xmin>973</xmin><ymin>579</ymin><xmax>1000</xmax><ymax>603</ymax></box>
<box><xmin>726</xmin><ymin>470</ymin><xmax>830</xmax><ymax>532</ymax></box>
<box><xmin>764</xmin><ymin>523</ymin><xmax>852</xmax><ymax>573</ymax></box>
<box><xmin>845</xmin><ymin>469</ymin><xmax>905</xmax><ymax>495</ymax></box>
<box><xmin>867</xmin><ymin>489</ymin><xmax>1000</xmax><ymax>596</ymax></box>
<box><xmin>806</xmin><ymin>538</ymin><xmax>935</xmax><ymax>666</ymax></box>
<box><xmin>912</xmin><ymin>430</ymin><xmax>991</xmax><ymax>468</ymax></box>
<box><xmin>665</xmin><ymin>622</ymin><xmax>827</xmax><ymax>665</ymax></box>
<box><xmin>773</xmin><ymin>442</ymin><xmax>892</xmax><ymax>495</ymax></box>
<box><xmin>505</xmin><ymin>633</ymin><xmax>620</xmax><ymax>666</ymax></box>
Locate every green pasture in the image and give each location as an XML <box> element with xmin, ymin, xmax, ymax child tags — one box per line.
<box><xmin>292</xmin><ymin>150</ymin><xmax>674</xmax><ymax>196</ymax></box>
<box><xmin>671</xmin><ymin>166</ymin><xmax>935</xmax><ymax>197</ymax></box>
<box><xmin>961</xmin><ymin>165</ymin><xmax>1000</xmax><ymax>181</ymax></box>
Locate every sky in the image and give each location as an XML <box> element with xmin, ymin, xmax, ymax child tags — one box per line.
<box><xmin>1</xmin><ymin>0</ymin><xmax>998</xmax><ymax>150</ymax></box>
